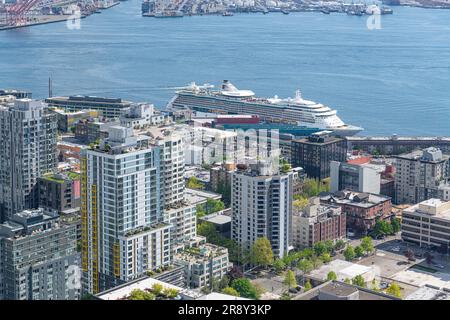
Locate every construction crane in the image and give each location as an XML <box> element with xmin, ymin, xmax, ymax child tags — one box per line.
<box><xmin>4</xmin><ymin>0</ymin><xmax>46</xmax><ymax>26</ymax></box>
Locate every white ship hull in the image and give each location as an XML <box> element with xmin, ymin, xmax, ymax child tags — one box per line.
<box><xmin>168</xmin><ymin>81</ymin><xmax>363</xmax><ymax>136</ymax></box>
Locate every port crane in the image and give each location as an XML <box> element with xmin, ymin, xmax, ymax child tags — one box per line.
<box><xmin>3</xmin><ymin>0</ymin><xmax>46</xmax><ymax>26</ymax></box>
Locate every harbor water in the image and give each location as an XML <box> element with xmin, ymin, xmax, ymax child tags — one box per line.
<box><xmin>1</xmin><ymin>1</ymin><xmax>450</xmax><ymax>135</ymax></box>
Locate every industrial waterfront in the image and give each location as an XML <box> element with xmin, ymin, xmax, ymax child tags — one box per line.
<box><xmin>1</xmin><ymin>1</ymin><xmax>450</xmax><ymax>136</ymax></box>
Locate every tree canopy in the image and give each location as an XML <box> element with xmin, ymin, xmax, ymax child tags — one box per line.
<box><xmin>386</xmin><ymin>282</ymin><xmax>402</xmax><ymax>298</ymax></box>
<box><xmin>250</xmin><ymin>237</ymin><xmax>274</xmax><ymax>268</ymax></box>
<box><xmin>352</xmin><ymin>275</ymin><xmax>366</xmax><ymax>288</ymax></box>
<box><xmin>361</xmin><ymin>236</ymin><xmax>374</xmax><ymax>255</ymax></box>
<box><xmin>327</xmin><ymin>271</ymin><xmax>337</xmax><ymax>281</ymax></box>
<box><xmin>222</xmin><ymin>287</ymin><xmax>240</xmax><ymax>297</ymax></box>
<box><xmin>344</xmin><ymin>245</ymin><xmax>356</xmax><ymax>261</ymax></box>
<box><xmin>231</xmin><ymin>278</ymin><xmax>259</xmax><ymax>299</ymax></box>
<box><xmin>283</xmin><ymin>270</ymin><xmax>297</xmax><ymax>289</ymax></box>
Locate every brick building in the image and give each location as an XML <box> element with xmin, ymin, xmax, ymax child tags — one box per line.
<box><xmin>292</xmin><ymin>197</ymin><xmax>346</xmax><ymax>249</ymax></box>
<box><xmin>320</xmin><ymin>190</ymin><xmax>392</xmax><ymax>234</ymax></box>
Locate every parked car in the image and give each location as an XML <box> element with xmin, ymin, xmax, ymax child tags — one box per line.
<box><xmin>379</xmin><ymin>282</ymin><xmax>389</xmax><ymax>290</ymax></box>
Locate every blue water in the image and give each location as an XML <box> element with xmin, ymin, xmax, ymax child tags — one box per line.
<box><xmin>1</xmin><ymin>1</ymin><xmax>450</xmax><ymax>135</ymax></box>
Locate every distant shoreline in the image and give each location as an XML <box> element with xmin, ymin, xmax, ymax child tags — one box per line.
<box><xmin>382</xmin><ymin>0</ymin><xmax>450</xmax><ymax>9</ymax></box>
<box><xmin>0</xmin><ymin>15</ymin><xmax>89</xmax><ymax>31</ymax></box>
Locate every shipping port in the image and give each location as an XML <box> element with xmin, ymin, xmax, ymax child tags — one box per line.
<box><xmin>0</xmin><ymin>0</ymin><xmax>120</xmax><ymax>30</ymax></box>
<box><xmin>141</xmin><ymin>0</ymin><xmax>394</xmax><ymax>18</ymax></box>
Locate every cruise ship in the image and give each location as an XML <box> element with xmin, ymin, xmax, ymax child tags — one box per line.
<box><xmin>167</xmin><ymin>80</ymin><xmax>363</xmax><ymax>136</ymax></box>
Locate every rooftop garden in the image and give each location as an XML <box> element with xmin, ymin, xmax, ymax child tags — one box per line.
<box><xmin>43</xmin><ymin>175</ymin><xmax>65</xmax><ymax>183</ymax></box>
<box><xmin>67</xmin><ymin>171</ymin><xmax>80</xmax><ymax>180</ymax></box>
<box><xmin>121</xmin><ymin>284</ymin><xmax>179</xmax><ymax>300</ymax></box>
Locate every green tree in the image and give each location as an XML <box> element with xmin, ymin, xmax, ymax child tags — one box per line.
<box><xmin>324</xmin><ymin>240</ymin><xmax>335</xmax><ymax>254</ymax></box>
<box><xmin>361</xmin><ymin>236</ymin><xmax>374</xmax><ymax>255</ymax></box>
<box><xmin>344</xmin><ymin>278</ymin><xmax>351</xmax><ymax>284</ymax></box>
<box><xmin>334</xmin><ymin>239</ymin><xmax>346</xmax><ymax>251</ymax></box>
<box><xmin>273</xmin><ymin>259</ymin><xmax>286</xmax><ymax>274</ymax></box>
<box><xmin>283</xmin><ymin>270</ymin><xmax>298</xmax><ymax>289</ymax></box>
<box><xmin>371</xmin><ymin>279</ymin><xmax>379</xmax><ymax>292</ymax></box>
<box><xmin>352</xmin><ymin>275</ymin><xmax>366</xmax><ymax>288</ymax></box>
<box><xmin>355</xmin><ymin>245</ymin><xmax>364</xmax><ymax>258</ymax></box>
<box><xmin>321</xmin><ymin>252</ymin><xmax>332</xmax><ymax>264</ymax></box>
<box><xmin>205</xmin><ymin>199</ymin><xmax>225</xmax><ymax>214</ymax></box>
<box><xmin>281</xmin><ymin>163</ymin><xmax>291</xmax><ymax>173</ymax></box>
<box><xmin>250</xmin><ymin>237</ymin><xmax>274</xmax><ymax>268</ymax></box>
<box><xmin>310</xmin><ymin>254</ymin><xmax>323</xmax><ymax>269</ymax></box>
<box><xmin>219</xmin><ymin>275</ymin><xmax>230</xmax><ymax>290</ymax></box>
<box><xmin>343</xmin><ymin>245</ymin><xmax>356</xmax><ymax>261</ymax></box>
<box><xmin>372</xmin><ymin>219</ymin><xmax>394</xmax><ymax>238</ymax></box>
<box><xmin>327</xmin><ymin>271</ymin><xmax>337</xmax><ymax>281</ymax></box>
<box><xmin>196</xmin><ymin>204</ymin><xmax>207</xmax><ymax>218</ymax></box>
<box><xmin>297</xmin><ymin>259</ymin><xmax>314</xmax><ymax>279</ymax></box>
<box><xmin>163</xmin><ymin>288</ymin><xmax>179</xmax><ymax>299</ymax></box>
<box><xmin>293</xmin><ymin>197</ymin><xmax>309</xmax><ymax>212</ymax></box>
<box><xmin>314</xmin><ymin>242</ymin><xmax>328</xmax><ymax>256</ymax></box>
<box><xmin>210</xmin><ymin>277</ymin><xmax>220</xmax><ymax>292</ymax></box>
<box><xmin>197</xmin><ymin>222</ymin><xmax>217</xmax><ymax>239</ymax></box>
<box><xmin>391</xmin><ymin>217</ymin><xmax>401</xmax><ymax>233</ymax></box>
<box><xmin>300</xmin><ymin>248</ymin><xmax>314</xmax><ymax>259</ymax></box>
<box><xmin>304</xmin><ymin>280</ymin><xmax>312</xmax><ymax>292</ymax></box>
<box><xmin>231</xmin><ymin>278</ymin><xmax>259</xmax><ymax>299</ymax></box>
<box><xmin>129</xmin><ymin>289</ymin><xmax>155</xmax><ymax>300</ymax></box>
<box><xmin>222</xmin><ymin>287</ymin><xmax>240</xmax><ymax>297</ymax></box>
<box><xmin>151</xmin><ymin>283</ymin><xmax>164</xmax><ymax>295</ymax></box>
<box><xmin>280</xmin><ymin>292</ymin><xmax>292</xmax><ymax>300</ymax></box>
<box><xmin>187</xmin><ymin>176</ymin><xmax>203</xmax><ymax>189</ymax></box>
<box><xmin>386</xmin><ymin>282</ymin><xmax>402</xmax><ymax>298</ymax></box>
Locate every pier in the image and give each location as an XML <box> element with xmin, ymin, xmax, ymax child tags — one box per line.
<box><xmin>346</xmin><ymin>135</ymin><xmax>450</xmax><ymax>155</ymax></box>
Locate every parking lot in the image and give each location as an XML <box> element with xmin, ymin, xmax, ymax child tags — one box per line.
<box><xmin>356</xmin><ymin>238</ymin><xmax>450</xmax><ymax>294</ymax></box>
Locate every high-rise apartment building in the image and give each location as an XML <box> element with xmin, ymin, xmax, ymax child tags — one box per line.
<box><xmin>231</xmin><ymin>162</ymin><xmax>295</xmax><ymax>258</ymax></box>
<box><xmin>0</xmin><ymin>99</ymin><xmax>57</xmax><ymax>222</ymax></box>
<box><xmin>81</xmin><ymin>126</ymin><xmax>171</xmax><ymax>294</ymax></box>
<box><xmin>394</xmin><ymin>147</ymin><xmax>449</xmax><ymax>205</ymax></box>
<box><xmin>156</xmin><ymin>133</ymin><xmax>199</xmax><ymax>253</ymax></box>
<box><xmin>0</xmin><ymin>208</ymin><xmax>79</xmax><ymax>300</ymax></box>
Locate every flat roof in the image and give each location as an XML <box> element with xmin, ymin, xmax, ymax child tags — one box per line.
<box><xmin>200</xmin><ymin>213</ymin><xmax>231</xmax><ymax>225</ymax></box>
<box><xmin>405</xmin><ymin>286</ymin><xmax>450</xmax><ymax>300</ymax></box>
<box><xmin>196</xmin><ymin>292</ymin><xmax>249</xmax><ymax>300</ymax></box>
<box><xmin>96</xmin><ymin>277</ymin><xmax>189</xmax><ymax>300</ymax></box>
<box><xmin>185</xmin><ymin>188</ymin><xmax>222</xmax><ymax>205</ymax></box>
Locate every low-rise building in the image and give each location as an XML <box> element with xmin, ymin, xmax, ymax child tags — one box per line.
<box><xmin>120</xmin><ymin>103</ymin><xmax>171</xmax><ymax>129</ymax></box>
<box><xmin>175</xmin><ymin>243</ymin><xmax>231</xmax><ymax>289</ymax></box>
<box><xmin>95</xmin><ymin>276</ymin><xmax>247</xmax><ymax>300</ymax></box>
<box><xmin>50</xmin><ymin>108</ymin><xmax>98</xmax><ymax>132</ymax></box>
<box><xmin>198</xmin><ymin>209</ymin><xmax>232</xmax><ymax>239</ymax></box>
<box><xmin>295</xmin><ymin>280</ymin><xmax>398</xmax><ymax>300</ymax></box>
<box><xmin>320</xmin><ymin>190</ymin><xmax>392</xmax><ymax>234</ymax></box>
<box><xmin>45</xmin><ymin>95</ymin><xmax>132</xmax><ymax>118</ymax></box>
<box><xmin>74</xmin><ymin>119</ymin><xmax>112</xmax><ymax>144</ymax></box>
<box><xmin>401</xmin><ymin>198</ymin><xmax>450</xmax><ymax>253</ymax></box>
<box><xmin>292</xmin><ymin>197</ymin><xmax>346</xmax><ymax>249</ymax></box>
